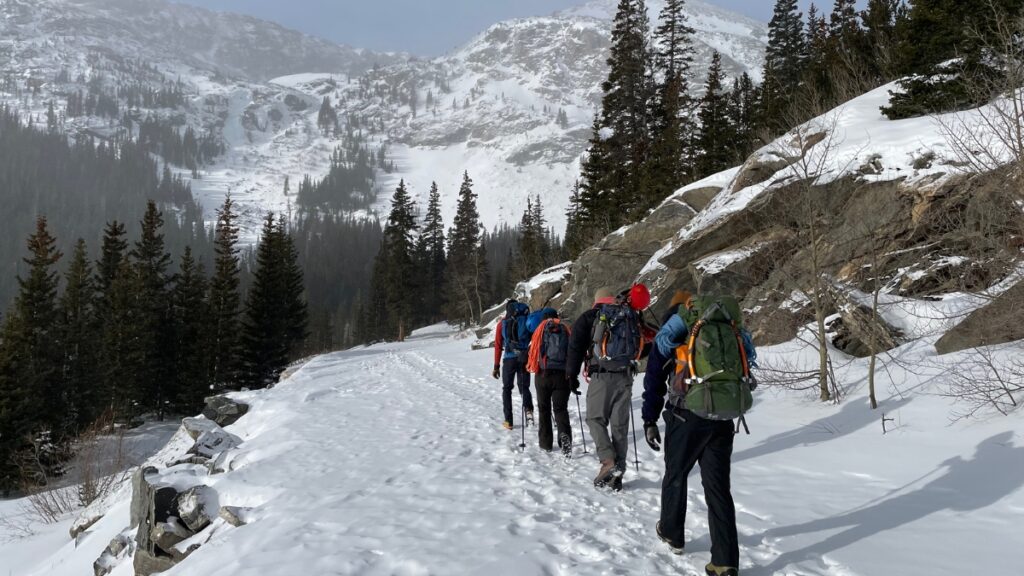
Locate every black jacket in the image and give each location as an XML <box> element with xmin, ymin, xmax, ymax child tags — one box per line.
<box><xmin>566</xmin><ymin>307</ymin><xmax>599</xmax><ymax>378</ymax></box>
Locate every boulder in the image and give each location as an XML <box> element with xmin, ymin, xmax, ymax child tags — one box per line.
<box><xmin>202</xmin><ymin>396</ymin><xmax>250</xmax><ymax>427</ymax></box>
<box><xmin>177</xmin><ymin>485</ymin><xmax>216</xmax><ymax>532</ymax></box>
<box><xmin>935</xmin><ymin>280</ymin><xmax>1024</xmax><ymax>355</ymax></box>
<box><xmin>133</xmin><ymin>549</ymin><xmax>177</xmax><ymax>576</ymax></box>
<box><xmin>151</xmin><ymin>518</ymin><xmax>193</xmax><ymax>555</ymax></box>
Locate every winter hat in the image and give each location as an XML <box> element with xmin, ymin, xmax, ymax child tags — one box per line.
<box><xmin>670</xmin><ymin>290</ymin><xmax>692</xmax><ymax>309</ymax></box>
<box><xmin>593</xmin><ymin>286</ymin><xmax>614</xmax><ymax>303</ymax></box>
<box><xmin>628</xmin><ymin>284</ymin><xmax>651</xmax><ymax>311</ymax></box>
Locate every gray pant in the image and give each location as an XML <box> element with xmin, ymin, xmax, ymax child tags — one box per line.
<box><xmin>586</xmin><ymin>371</ymin><xmax>633</xmax><ymax>469</ymax></box>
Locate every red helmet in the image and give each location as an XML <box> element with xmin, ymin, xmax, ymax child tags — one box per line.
<box><xmin>628</xmin><ymin>283</ymin><xmax>651</xmax><ymax>311</ymax></box>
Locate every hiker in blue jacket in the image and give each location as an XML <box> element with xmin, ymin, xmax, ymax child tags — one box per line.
<box><xmin>492</xmin><ymin>299</ymin><xmax>535</xmax><ymax>430</ymax></box>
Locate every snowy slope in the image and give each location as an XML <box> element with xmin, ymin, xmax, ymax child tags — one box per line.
<box><xmin>0</xmin><ymin>0</ymin><xmax>766</xmax><ymax>236</ymax></box>
<box><xmin>5</xmin><ymin>323</ymin><xmax>1022</xmax><ymax>576</ymax></box>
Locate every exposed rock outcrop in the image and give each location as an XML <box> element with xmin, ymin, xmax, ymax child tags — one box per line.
<box><xmin>935</xmin><ymin>280</ymin><xmax>1024</xmax><ymax>355</ymax></box>
<box><xmin>202</xmin><ymin>396</ymin><xmax>250</xmax><ymax>427</ymax></box>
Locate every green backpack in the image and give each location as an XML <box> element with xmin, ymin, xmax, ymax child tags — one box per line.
<box><xmin>682</xmin><ymin>295</ymin><xmax>754</xmax><ymax>423</ymax></box>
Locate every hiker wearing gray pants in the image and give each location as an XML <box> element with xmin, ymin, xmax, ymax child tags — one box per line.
<box><xmin>586</xmin><ymin>370</ymin><xmax>633</xmax><ymax>474</ymax></box>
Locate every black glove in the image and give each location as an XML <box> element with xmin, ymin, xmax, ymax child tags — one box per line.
<box><xmin>644</xmin><ymin>421</ymin><xmax>661</xmax><ymax>452</ymax></box>
<box><xmin>568</xmin><ymin>376</ymin><xmax>581</xmax><ymax>395</ymax></box>
<box><xmin>492</xmin><ymin>365</ymin><xmax>500</xmax><ymax>380</ymax></box>
<box><xmin>747</xmin><ymin>375</ymin><xmax>758</xmax><ymax>391</ymax></box>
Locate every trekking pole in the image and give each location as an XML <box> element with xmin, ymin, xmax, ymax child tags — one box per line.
<box><xmin>575</xmin><ymin>393</ymin><xmax>588</xmax><ymax>454</ymax></box>
<box><xmin>629</xmin><ymin>395</ymin><xmax>640</xmax><ymax>473</ymax></box>
<box><xmin>519</xmin><ymin>404</ymin><xmax>527</xmax><ymax>450</ymax></box>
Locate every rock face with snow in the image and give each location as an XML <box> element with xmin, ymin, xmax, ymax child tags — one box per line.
<box><xmin>0</xmin><ymin>0</ymin><xmax>766</xmax><ymax>236</ymax></box>
<box><xmin>535</xmin><ymin>84</ymin><xmax>1023</xmax><ymax>351</ymax></box>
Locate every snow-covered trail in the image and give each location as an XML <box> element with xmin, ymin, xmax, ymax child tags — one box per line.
<box><xmin>6</xmin><ymin>327</ymin><xmax>1023</xmax><ymax>576</ymax></box>
<box><xmin>164</xmin><ymin>328</ymin><xmax>881</xmax><ymax>576</ymax></box>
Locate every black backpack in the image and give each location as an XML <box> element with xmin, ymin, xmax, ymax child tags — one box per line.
<box><xmin>540</xmin><ymin>319</ymin><xmax>569</xmax><ymax>371</ymax></box>
<box><xmin>591</xmin><ymin>301</ymin><xmax>642</xmax><ymax>372</ymax></box>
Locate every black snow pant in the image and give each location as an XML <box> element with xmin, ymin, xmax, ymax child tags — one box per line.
<box><xmin>501</xmin><ymin>353</ymin><xmax>533</xmax><ymax>424</ymax></box>
<box><xmin>660</xmin><ymin>405</ymin><xmax>739</xmax><ymax>568</ymax></box>
<box><xmin>535</xmin><ymin>370</ymin><xmax>571</xmax><ymax>451</ymax></box>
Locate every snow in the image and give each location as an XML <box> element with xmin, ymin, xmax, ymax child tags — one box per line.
<box><xmin>517</xmin><ymin>262</ymin><xmax>573</xmax><ymax>296</ymax></box>
<box><xmin>3</xmin><ymin>316</ymin><xmax>1022</xmax><ymax>575</ymax></box>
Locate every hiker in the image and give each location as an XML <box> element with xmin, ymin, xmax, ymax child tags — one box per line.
<box><xmin>566</xmin><ymin>284</ymin><xmax>651</xmax><ymax>491</ymax></box>
<box><xmin>492</xmin><ymin>299</ymin><xmax>535</xmax><ymax>430</ymax></box>
<box><xmin>642</xmin><ymin>294</ymin><xmax>758</xmax><ymax>576</ymax></box>
<box><xmin>526</xmin><ymin>307</ymin><xmax>573</xmax><ymax>455</ymax></box>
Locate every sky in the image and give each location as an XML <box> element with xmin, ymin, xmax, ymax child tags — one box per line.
<box><xmin>175</xmin><ymin>0</ymin><xmax>865</xmax><ymax>56</ymax></box>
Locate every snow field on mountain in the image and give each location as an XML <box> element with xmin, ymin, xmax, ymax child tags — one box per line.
<box><xmin>6</xmin><ymin>315</ymin><xmax>1022</xmax><ymax>576</ymax></box>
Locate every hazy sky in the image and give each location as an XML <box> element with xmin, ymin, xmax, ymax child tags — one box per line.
<box><xmin>176</xmin><ymin>0</ymin><xmax>864</xmax><ymax>56</ymax></box>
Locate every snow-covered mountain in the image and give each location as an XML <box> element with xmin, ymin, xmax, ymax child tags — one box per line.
<box><xmin>0</xmin><ymin>0</ymin><xmax>766</xmax><ymax>236</ymax></box>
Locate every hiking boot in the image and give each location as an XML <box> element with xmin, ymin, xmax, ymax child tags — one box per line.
<box><xmin>502</xmin><ymin>421</ymin><xmax>513</xmax><ymax>430</ymax></box>
<box><xmin>705</xmin><ymin>563</ymin><xmax>738</xmax><ymax>576</ymax></box>
<box><xmin>594</xmin><ymin>459</ymin><xmax>616</xmax><ymax>486</ymax></box>
<box><xmin>559</xmin><ymin>433</ymin><xmax>572</xmax><ymax>457</ymax></box>
<box><xmin>656</xmin><ymin>521</ymin><xmax>684</xmax><ymax>554</ymax></box>
<box><xmin>610</xmin><ymin>476</ymin><xmax>623</xmax><ymax>492</ymax></box>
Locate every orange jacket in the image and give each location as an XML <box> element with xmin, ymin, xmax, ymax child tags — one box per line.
<box><xmin>527</xmin><ymin>318</ymin><xmax>571</xmax><ymax>374</ymax></box>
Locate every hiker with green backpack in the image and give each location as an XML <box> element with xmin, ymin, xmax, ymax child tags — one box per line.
<box><xmin>643</xmin><ymin>294</ymin><xmax>758</xmax><ymax>576</ymax></box>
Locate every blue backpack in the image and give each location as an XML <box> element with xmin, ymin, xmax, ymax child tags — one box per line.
<box><xmin>540</xmin><ymin>319</ymin><xmax>570</xmax><ymax>371</ymax></box>
<box><xmin>591</xmin><ymin>302</ymin><xmax>642</xmax><ymax>372</ymax></box>
<box><xmin>502</xmin><ymin>301</ymin><xmax>531</xmax><ymax>352</ymax></box>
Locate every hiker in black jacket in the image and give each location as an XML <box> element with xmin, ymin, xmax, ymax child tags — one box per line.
<box><xmin>566</xmin><ymin>285</ymin><xmax>650</xmax><ymax>490</ymax></box>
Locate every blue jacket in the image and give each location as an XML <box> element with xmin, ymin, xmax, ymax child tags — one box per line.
<box><xmin>655</xmin><ymin>314</ymin><xmax>757</xmax><ymax>366</ymax></box>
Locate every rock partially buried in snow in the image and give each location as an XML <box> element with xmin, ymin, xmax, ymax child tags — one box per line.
<box><xmin>219</xmin><ymin>505</ymin><xmax>252</xmax><ymax>527</ymax></box>
<box><xmin>93</xmin><ymin>532</ymin><xmax>132</xmax><ymax>576</ymax></box>
<box><xmin>202</xmin><ymin>396</ymin><xmax>250</xmax><ymax>427</ymax></box>
<box><xmin>182</xmin><ymin>416</ymin><xmax>220</xmax><ymax>440</ymax></box>
<box><xmin>178</xmin><ymin>485</ymin><xmax>216</xmax><ymax>532</ymax></box>
<box><xmin>70</xmin><ymin>513</ymin><xmax>102</xmax><ymax>539</ymax></box>
<box><xmin>188</xmin><ymin>427</ymin><xmax>241</xmax><ymax>459</ymax></box>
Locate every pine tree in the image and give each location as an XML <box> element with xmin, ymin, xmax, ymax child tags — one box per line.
<box><xmin>96</xmin><ymin>220</ymin><xmax>127</xmax><ymax>298</ymax></box>
<box><xmin>0</xmin><ymin>218</ymin><xmax>64</xmax><ymax>488</ymax></box>
<box><xmin>59</xmin><ymin>239</ymin><xmax>99</xmax><ymax>433</ymax></box>
<box><xmin>242</xmin><ymin>214</ymin><xmax>309</xmax><ymax>388</ymax></box>
<box><xmin>803</xmin><ymin>4</ymin><xmax>832</xmax><ymax>99</ymax></box>
<box><xmin>564</xmin><ymin>181</ymin><xmax>587</xmax><ymax>258</ymax></box>
<box><xmin>762</xmin><ymin>0</ymin><xmax>807</xmax><ymax>132</ymax></box>
<box><xmin>581</xmin><ymin>0</ymin><xmax>656</xmax><ymax>234</ymax></box>
<box><xmin>695</xmin><ymin>52</ymin><xmax>738</xmax><ymax>178</ymax></box>
<box><xmin>644</xmin><ymin>0</ymin><xmax>697</xmax><ymax>209</ymax></box>
<box><xmin>209</xmin><ymin>196</ymin><xmax>241</xmax><ymax>390</ymax></box>
<box><xmin>881</xmin><ymin>0</ymin><xmax>1021</xmax><ymax>119</ymax></box>
<box><xmin>445</xmin><ymin>172</ymin><xmax>488</xmax><ymax>325</ymax></box>
<box><xmin>317</xmin><ymin>96</ymin><xmax>337</xmax><ymax>134</ymax></box>
<box><xmin>129</xmin><ymin>201</ymin><xmax>174</xmax><ymax>419</ymax></box>
<box><xmin>824</xmin><ymin>0</ymin><xmax>871</xmax><ymax>100</ymax></box>
<box><xmin>377</xmin><ymin>180</ymin><xmax>419</xmax><ymax>340</ymax></box>
<box><xmin>728</xmin><ymin>72</ymin><xmax>761</xmax><ymax>165</ymax></box>
<box><xmin>417</xmin><ymin>182</ymin><xmax>447</xmax><ymax>324</ymax></box>
<box><xmin>861</xmin><ymin>0</ymin><xmax>907</xmax><ymax>82</ymax></box>
<box><xmin>172</xmin><ymin>247</ymin><xmax>211</xmax><ymax>413</ymax></box>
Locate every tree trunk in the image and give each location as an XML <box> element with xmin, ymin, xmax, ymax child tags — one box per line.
<box><xmin>810</xmin><ymin>219</ymin><xmax>831</xmax><ymax>402</ymax></box>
